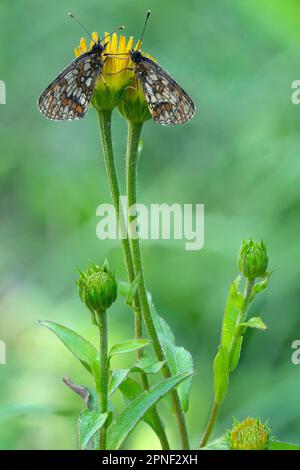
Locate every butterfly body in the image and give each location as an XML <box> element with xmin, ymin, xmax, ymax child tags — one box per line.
<box><xmin>38</xmin><ymin>42</ymin><xmax>105</xmax><ymax>121</ymax></box>
<box><xmin>129</xmin><ymin>50</ymin><xmax>195</xmax><ymax>126</ymax></box>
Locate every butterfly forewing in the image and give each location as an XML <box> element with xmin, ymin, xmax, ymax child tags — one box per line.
<box><xmin>38</xmin><ymin>49</ymin><xmax>103</xmax><ymax>121</ymax></box>
<box><xmin>136</xmin><ymin>57</ymin><xmax>195</xmax><ymax>125</ymax></box>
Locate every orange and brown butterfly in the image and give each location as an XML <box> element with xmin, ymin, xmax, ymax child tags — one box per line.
<box><xmin>112</xmin><ymin>11</ymin><xmax>196</xmax><ymax>126</ymax></box>
<box><xmin>38</xmin><ymin>14</ymin><xmax>124</xmax><ymax>121</ymax></box>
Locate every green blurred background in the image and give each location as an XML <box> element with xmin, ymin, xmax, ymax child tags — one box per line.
<box><xmin>1</xmin><ymin>0</ymin><xmax>300</xmax><ymax>450</ymax></box>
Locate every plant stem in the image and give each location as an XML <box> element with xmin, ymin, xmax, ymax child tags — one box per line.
<box><xmin>125</xmin><ymin>120</ymin><xmax>190</xmax><ymax>450</ymax></box>
<box><xmin>199</xmin><ymin>401</ymin><xmax>220</xmax><ymax>448</ymax></box>
<box><xmin>96</xmin><ymin>109</ymin><xmax>170</xmax><ymax>450</ymax></box>
<box><xmin>199</xmin><ymin>277</ymin><xmax>255</xmax><ymax>448</ymax></box>
<box><xmin>98</xmin><ymin>310</ymin><xmax>108</xmax><ymax>450</ymax></box>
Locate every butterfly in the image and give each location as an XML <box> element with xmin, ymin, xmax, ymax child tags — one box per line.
<box><xmin>113</xmin><ymin>11</ymin><xmax>195</xmax><ymax>126</ymax></box>
<box><xmin>38</xmin><ymin>15</ymin><xmax>124</xmax><ymax>121</ymax></box>
<box><xmin>38</xmin><ymin>41</ymin><xmax>105</xmax><ymax>121</ymax></box>
<box><xmin>129</xmin><ymin>49</ymin><xmax>196</xmax><ymax>125</ymax></box>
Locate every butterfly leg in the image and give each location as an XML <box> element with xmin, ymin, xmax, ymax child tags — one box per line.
<box><xmin>126</xmin><ymin>75</ymin><xmax>139</xmax><ymax>91</ymax></box>
<box><xmin>106</xmin><ymin>67</ymin><xmax>134</xmax><ymax>76</ymax></box>
<box><xmin>100</xmin><ymin>73</ymin><xmax>108</xmax><ymax>88</ymax></box>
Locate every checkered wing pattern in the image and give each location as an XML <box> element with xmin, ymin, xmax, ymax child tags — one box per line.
<box><xmin>136</xmin><ymin>57</ymin><xmax>195</xmax><ymax>125</ymax></box>
<box><xmin>38</xmin><ymin>51</ymin><xmax>102</xmax><ymax>121</ymax></box>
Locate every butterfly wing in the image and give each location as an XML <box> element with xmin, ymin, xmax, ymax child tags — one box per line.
<box><xmin>136</xmin><ymin>57</ymin><xmax>195</xmax><ymax>125</ymax></box>
<box><xmin>38</xmin><ymin>51</ymin><xmax>102</xmax><ymax>121</ymax></box>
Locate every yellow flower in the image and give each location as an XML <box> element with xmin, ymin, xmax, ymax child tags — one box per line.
<box><xmin>227</xmin><ymin>417</ymin><xmax>270</xmax><ymax>450</ymax></box>
<box><xmin>75</xmin><ymin>33</ymin><xmax>151</xmax><ymax>121</ymax></box>
<box><xmin>75</xmin><ymin>32</ymin><xmax>134</xmax><ymax>111</ymax></box>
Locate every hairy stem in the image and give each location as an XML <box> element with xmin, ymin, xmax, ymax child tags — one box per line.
<box><xmin>96</xmin><ymin>109</ymin><xmax>170</xmax><ymax>450</ymax></box>
<box><xmin>126</xmin><ymin>120</ymin><xmax>190</xmax><ymax>450</ymax></box>
<box><xmin>199</xmin><ymin>401</ymin><xmax>220</xmax><ymax>448</ymax></box>
<box><xmin>98</xmin><ymin>310</ymin><xmax>108</xmax><ymax>450</ymax></box>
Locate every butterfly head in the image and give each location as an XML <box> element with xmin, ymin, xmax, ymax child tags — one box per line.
<box><xmin>91</xmin><ymin>40</ymin><xmax>106</xmax><ymax>55</ymax></box>
<box><xmin>129</xmin><ymin>49</ymin><xmax>143</xmax><ymax>64</ymax></box>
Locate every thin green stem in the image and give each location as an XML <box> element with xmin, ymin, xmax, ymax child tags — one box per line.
<box><xmin>199</xmin><ymin>277</ymin><xmax>255</xmax><ymax>448</ymax></box>
<box><xmin>125</xmin><ymin>120</ymin><xmax>190</xmax><ymax>450</ymax></box>
<box><xmin>96</xmin><ymin>109</ymin><xmax>170</xmax><ymax>450</ymax></box>
<box><xmin>199</xmin><ymin>401</ymin><xmax>220</xmax><ymax>448</ymax></box>
<box><xmin>98</xmin><ymin>310</ymin><xmax>108</xmax><ymax>450</ymax></box>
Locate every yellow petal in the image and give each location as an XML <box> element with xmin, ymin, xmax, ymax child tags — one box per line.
<box><xmin>118</xmin><ymin>35</ymin><xmax>126</xmax><ymax>53</ymax></box>
<box><xmin>90</xmin><ymin>32</ymin><xmax>98</xmax><ymax>49</ymax></box>
<box><xmin>80</xmin><ymin>37</ymin><xmax>87</xmax><ymax>52</ymax></box>
<box><xmin>126</xmin><ymin>36</ymin><xmax>133</xmax><ymax>52</ymax></box>
<box><xmin>110</xmin><ymin>33</ymin><xmax>118</xmax><ymax>54</ymax></box>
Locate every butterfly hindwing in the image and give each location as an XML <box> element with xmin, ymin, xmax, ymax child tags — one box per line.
<box><xmin>38</xmin><ymin>49</ymin><xmax>103</xmax><ymax>121</ymax></box>
<box><xmin>135</xmin><ymin>57</ymin><xmax>195</xmax><ymax>125</ymax></box>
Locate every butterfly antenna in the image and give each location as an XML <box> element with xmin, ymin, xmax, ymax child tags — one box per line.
<box><xmin>137</xmin><ymin>10</ymin><xmax>151</xmax><ymax>50</ymax></box>
<box><xmin>100</xmin><ymin>25</ymin><xmax>125</xmax><ymax>44</ymax></box>
<box><xmin>68</xmin><ymin>12</ymin><xmax>97</xmax><ymax>44</ymax></box>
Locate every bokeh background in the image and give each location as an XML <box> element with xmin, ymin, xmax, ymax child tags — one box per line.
<box><xmin>1</xmin><ymin>0</ymin><xmax>300</xmax><ymax>450</ymax></box>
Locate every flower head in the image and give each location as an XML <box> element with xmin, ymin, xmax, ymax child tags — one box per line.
<box><xmin>238</xmin><ymin>239</ymin><xmax>268</xmax><ymax>280</ymax></box>
<box><xmin>77</xmin><ymin>260</ymin><xmax>117</xmax><ymax>315</ymax></box>
<box><xmin>75</xmin><ymin>33</ymin><xmax>151</xmax><ymax>120</ymax></box>
<box><xmin>75</xmin><ymin>32</ymin><xmax>134</xmax><ymax>111</ymax></box>
<box><xmin>227</xmin><ymin>417</ymin><xmax>270</xmax><ymax>450</ymax></box>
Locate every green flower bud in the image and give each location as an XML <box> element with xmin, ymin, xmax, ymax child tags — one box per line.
<box><xmin>227</xmin><ymin>417</ymin><xmax>270</xmax><ymax>450</ymax></box>
<box><xmin>118</xmin><ymin>82</ymin><xmax>151</xmax><ymax>123</ymax></box>
<box><xmin>77</xmin><ymin>261</ymin><xmax>117</xmax><ymax>314</ymax></box>
<box><xmin>238</xmin><ymin>239</ymin><xmax>268</xmax><ymax>280</ymax></box>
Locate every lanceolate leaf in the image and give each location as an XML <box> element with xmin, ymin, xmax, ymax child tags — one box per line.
<box><xmin>107</xmin><ymin>372</ymin><xmax>192</xmax><ymax>450</ymax></box>
<box><xmin>213</xmin><ymin>346</ymin><xmax>229</xmax><ymax>404</ymax></box>
<box><xmin>108</xmin><ymin>368</ymin><xmax>130</xmax><ymax>397</ymax></box>
<box><xmin>40</xmin><ymin>321</ymin><xmax>100</xmax><ymax>390</ymax></box>
<box><xmin>150</xmin><ymin>298</ymin><xmax>194</xmax><ymax>413</ymax></box>
<box><xmin>251</xmin><ymin>272</ymin><xmax>272</xmax><ymax>300</ymax></box>
<box><xmin>221</xmin><ymin>276</ymin><xmax>243</xmax><ymax>351</ymax></box>
<box><xmin>108</xmin><ymin>357</ymin><xmax>165</xmax><ymax>398</ymax></box>
<box><xmin>235</xmin><ymin>316</ymin><xmax>268</xmax><ymax>337</ymax></box>
<box><xmin>79</xmin><ymin>410</ymin><xmax>107</xmax><ymax>449</ymax></box>
<box><xmin>229</xmin><ymin>337</ymin><xmax>243</xmax><ymax>372</ymax></box>
<box><xmin>119</xmin><ymin>377</ymin><xmax>160</xmax><ymax>435</ymax></box>
<box><xmin>118</xmin><ymin>283</ymin><xmax>194</xmax><ymax>413</ymax></box>
<box><xmin>131</xmin><ymin>354</ymin><xmax>165</xmax><ymax>374</ymax></box>
<box><xmin>109</xmin><ymin>339</ymin><xmax>151</xmax><ymax>358</ymax></box>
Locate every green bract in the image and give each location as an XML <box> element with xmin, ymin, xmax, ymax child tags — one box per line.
<box><xmin>238</xmin><ymin>239</ymin><xmax>268</xmax><ymax>280</ymax></box>
<box><xmin>227</xmin><ymin>417</ymin><xmax>270</xmax><ymax>450</ymax></box>
<box><xmin>77</xmin><ymin>261</ymin><xmax>117</xmax><ymax>314</ymax></box>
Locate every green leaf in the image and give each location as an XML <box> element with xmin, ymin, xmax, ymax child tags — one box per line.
<box><xmin>131</xmin><ymin>355</ymin><xmax>165</xmax><ymax>374</ymax></box>
<box><xmin>109</xmin><ymin>339</ymin><xmax>151</xmax><ymax>358</ymax></box>
<box><xmin>213</xmin><ymin>346</ymin><xmax>229</xmax><ymax>404</ymax></box>
<box><xmin>107</xmin><ymin>372</ymin><xmax>192</xmax><ymax>450</ymax></box>
<box><xmin>40</xmin><ymin>321</ymin><xmax>100</xmax><ymax>389</ymax></box>
<box><xmin>108</xmin><ymin>356</ymin><xmax>164</xmax><ymax>398</ymax></box>
<box><xmin>229</xmin><ymin>337</ymin><xmax>243</xmax><ymax>371</ymax></box>
<box><xmin>118</xmin><ymin>284</ymin><xmax>194</xmax><ymax>413</ymax></box>
<box><xmin>108</xmin><ymin>368</ymin><xmax>130</xmax><ymax>397</ymax></box>
<box><xmin>269</xmin><ymin>440</ymin><xmax>300</xmax><ymax>450</ymax></box>
<box><xmin>79</xmin><ymin>410</ymin><xmax>107</xmax><ymax>449</ymax></box>
<box><xmin>251</xmin><ymin>272</ymin><xmax>272</xmax><ymax>299</ymax></box>
<box><xmin>119</xmin><ymin>377</ymin><xmax>159</xmax><ymax>434</ymax></box>
<box><xmin>235</xmin><ymin>316</ymin><xmax>268</xmax><ymax>337</ymax></box>
<box><xmin>125</xmin><ymin>273</ymin><xmax>141</xmax><ymax>307</ymax></box>
<box><xmin>202</xmin><ymin>436</ymin><xmax>229</xmax><ymax>450</ymax></box>
<box><xmin>150</xmin><ymin>300</ymin><xmax>193</xmax><ymax>413</ymax></box>
<box><xmin>221</xmin><ymin>276</ymin><xmax>243</xmax><ymax>351</ymax></box>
